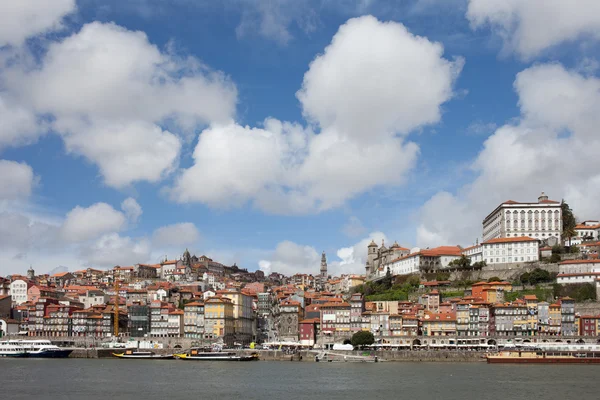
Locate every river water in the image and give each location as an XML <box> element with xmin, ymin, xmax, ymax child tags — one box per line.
<box><xmin>1</xmin><ymin>359</ymin><xmax>599</xmax><ymax>399</ymax></box>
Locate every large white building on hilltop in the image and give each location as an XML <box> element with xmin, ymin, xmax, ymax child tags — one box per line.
<box><xmin>482</xmin><ymin>192</ymin><xmax>562</xmax><ymax>244</ymax></box>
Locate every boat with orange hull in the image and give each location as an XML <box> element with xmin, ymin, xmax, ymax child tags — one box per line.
<box><xmin>487</xmin><ymin>350</ymin><xmax>600</xmax><ymax>364</ymax></box>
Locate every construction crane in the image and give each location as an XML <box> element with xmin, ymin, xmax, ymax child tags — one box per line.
<box><xmin>114</xmin><ymin>280</ymin><xmax>119</xmax><ymax>338</ymax></box>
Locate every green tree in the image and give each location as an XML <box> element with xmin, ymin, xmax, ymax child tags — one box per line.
<box><xmin>550</xmin><ymin>253</ymin><xmax>562</xmax><ymax>263</ymax></box>
<box><xmin>520</xmin><ymin>272</ymin><xmax>531</xmax><ymax>286</ymax></box>
<box><xmin>448</xmin><ymin>255</ymin><xmax>471</xmax><ymax>270</ymax></box>
<box><xmin>381</xmin><ymin>268</ymin><xmax>393</xmax><ymax>290</ymax></box>
<box><xmin>351</xmin><ymin>331</ymin><xmax>375</xmax><ymax>348</ymax></box>
<box><xmin>487</xmin><ymin>276</ymin><xmax>501</xmax><ymax>282</ymax></box>
<box><xmin>561</xmin><ymin>200</ymin><xmax>577</xmax><ymax>246</ymax></box>
<box><xmin>472</xmin><ymin>261</ymin><xmax>487</xmax><ymax>269</ymax></box>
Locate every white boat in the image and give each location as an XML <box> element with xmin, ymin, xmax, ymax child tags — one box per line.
<box><xmin>113</xmin><ymin>350</ymin><xmax>174</xmax><ymax>359</ymax></box>
<box><xmin>7</xmin><ymin>340</ymin><xmax>73</xmax><ymax>358</ymax></box>
<box><xmin>0</xmin><ymin>342</ymin><xmax>28</xmax><ymax>358</ymax></box>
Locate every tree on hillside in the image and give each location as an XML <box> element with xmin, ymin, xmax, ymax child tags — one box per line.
<box><xmin>382</xmin><ymin>268</ymin><xmax>393</xmax><ymax>290</ymax></box>
<box><xmin>351</xmin><ymin>331</ymin><xmax>375</xmax><ymax>348</ymax></box>
<box><xmin>448</xmin><ymin>255</ymin><xmax>471</xmax><ymax>270</ymax></box>
<box><xmin>561</xmin><ymin>200</ymin><xmax>577</xmax><ymax>246</ymax></box>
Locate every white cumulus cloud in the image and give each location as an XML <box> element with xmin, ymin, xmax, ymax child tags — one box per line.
<box><xmin>121</xmin><ymin>198</ymin><xmax>143</xmax><ymax>223</ymax></box>
<box><xmin>3</xmin><ymin>21</ymin><xmax>237</xmax><ymax>188</ymax></box>
<box><xmin>171</xmin><ymin>16</ymin><xmax>461</xmax><ymax>214</ymax></box>
<box><xmin>0</xmin><ymin>160</ymin><xmax>36</xmax><ymax>200</ymax></box>
<box><xmin>258</xmin><ymin>240</ymin><xmax>321</xmax><ymax>276</ymax></box>
<box><xmin>417</xmin><ymin>63</ymin><xmax>600</xmax><ymax>247</ymax></box>
<box><xmin>467</xmin><ymin>0</ymin><xmax>600</xmax><ymax>59</ymax></box>
<box><xmin>60</xmin><ymin>203</ymin><xmax>127</xmax><ymax>243</ymax></box>
<box><xmin>152</xmin><ymin>222</ymin><xmax>201</xmax><ymax>248</ymax></box>
<box><xmin>0</xmin><ymin>0</ymin><xmax>76</xmax><ymax>47</ymax></box>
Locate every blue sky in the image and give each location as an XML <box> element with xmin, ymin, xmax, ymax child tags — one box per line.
<box><xmin>1</xmin><ymin>0</ymin><xmax>599</xmax><ymax>277</ymax></box>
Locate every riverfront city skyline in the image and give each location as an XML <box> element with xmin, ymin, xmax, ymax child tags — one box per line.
<box><xmin>1</xmin><ymin>0</ymin><xmax>600</xmax><ymax>276</ymax></box>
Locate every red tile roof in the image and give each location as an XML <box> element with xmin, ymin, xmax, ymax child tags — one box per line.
<box><xmin>483</xmin><ymin>236</ymin><xmax>538</xmax><ymax>244</ymax></box>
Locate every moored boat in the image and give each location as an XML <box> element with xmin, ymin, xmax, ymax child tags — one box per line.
<box><xmin>174</xmin><ymin>348</ymin><xmax>259</xmax><ymax>361</ymax></box>
<box><xmin>486</xmin><ymin>350</ymin><xmax>600</xmax><ymax>364</ymax></box>
<box><xmin>113</xmin><ymin>350</ymin><xmax>174</xmax><ymax>359</ymax></box>
<box><xmin>0</xmin><ymin>342</ymin><xmax>29</xmax><ymax>358</ymax></box>
<box><xmin>3</xmin><ymin>340</ymin><xmax>72</xmax><ymax>358</ymax></box>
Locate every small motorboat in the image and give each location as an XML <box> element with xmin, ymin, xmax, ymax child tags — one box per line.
<box><xmin>112</xmin><ymin>350</ymin><xmax>174</xmax><ymax>359</ymax></box>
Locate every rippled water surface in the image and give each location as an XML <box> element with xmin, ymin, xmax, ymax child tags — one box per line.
<box><xmin>2</xmin><ymin>359</ymin><xmax>599</xmax><ymax>399</ymax></box>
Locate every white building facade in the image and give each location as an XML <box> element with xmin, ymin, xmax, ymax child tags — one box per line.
<box><xmin>481</xmin><ymin>237</ymin><xmax>539</xmax><ymax>265</ymax></box>
<box><xmin>557</xmin><ymin>260</ymin><xmax>600</xmax><ymax>284</ymax></box>
<box><xmin>482</xmin><ymin>192</ymin><xmax>562</xmax><ymax>243</ymax></box>
<box><xmin>9</xmin><ymin>280</ymin><xmax>29</xmax><ymax>305</ymax></box>
<box><xmin>569</xmin><ymin>221</ymin><xmax>600</xmax><ymax>245</ymax></box>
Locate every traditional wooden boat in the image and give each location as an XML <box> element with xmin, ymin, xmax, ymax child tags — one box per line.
<box><xmin>112</xmin><ymin>350</ymin><xmax>174</xmax><ymax>359</ymax></box>
<box><xmin>174</xmin><ymin>348</ymin><xmax>259</xmax><ymax>361</ymax></box>
<box><xmin>487</xmin><ymin>350</ymin><xmax>600</xmax><ymax>364</ymax></box>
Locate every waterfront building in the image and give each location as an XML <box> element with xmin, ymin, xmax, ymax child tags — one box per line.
<box><xmin>278</xmin><ymin>301</ymin><xmax>301</xmax><ymax>342</ymax></box>
<box><xmin>150</xmin><ymin>301</ymin><xmax>173</xmax><ymax>337</ymax></box>
<box><xmin>365</xmin><ymin>311</ymin><xmax>390</xmax><ymax>340</ymax></box>
<box><xmin>421</xmin><ymin>311</ymin><xmax>456</xmax><ymax>336</ymax></box>
<box><xmin>128</xmin><ymin>304</ymin><xmax>151</xmax><ymax>338</ymax></box>
<box><xmin>299</xmin><ymin>318</ymin><xmax>319</xmax><ymax>346</ymax></box>
<box><xmin>204</xmin><ymin>297</ymin><xmax>234</xmax><ymax>346</ymax></box>
<box><xmin>102</xmin><ymin>305</ymin><xmax>128</xmax><ymax>337</ymax></box>
<box><xmin>560</xmin><ymin>297</ymin><xmax>576</xmax><ymax>336</ymax></box>
<box><xmin>389</xmin><ymin>314</ymin><xmax>403</xmax><ymax>336</ymax></box>
<box><xmin>28</xmin><ymin>298</ymin><xmax>59</xmax><ymax>336</ymax></box>
<box><xmin>320</xmin><ymin>302</ymin><xmax>350</xmax><ymax>339</ymax></box>
<box><xmin>548</xmin><ymin>303</ymin><xmax>562</xmax><ymax>334</ymax></box>
<box><xmin>220</xmin><ymin>289</ymin><xmax>254</xmax><ymax>344</ymax></box>
<box><xmin>579</xmin><ymin>315</ymin><xmax>600</xmax><ymax>336</ymax></box>
<box><xmin>183</xmin><ymin>301</ymin><xmax>205</xmax><ymax>339</ymax></box>
<box><xmin>456</xmin><ymin>301</ymin><xmax>470</xmax><ymax>336</ymax></box>
<box><xmin>167</xmin><ymin>309</ymin><xmax>184</xmax><ymax>337</ymax></box>
<box><xmin>493</xmin><ymin>303</ymin><xmax>528</xmax><ymax>337</ymax></box>
<box><xmin>401</xmin><ymin>315</ymin><xmax>419</xmax><ymax>336</ymax></box>
<box><xmin>466</xmin><ymin>303</ymin><xmax>494</xmax><ymax>337</ymax></box>
<box><xmin>482</xmin><ymin>192</ymin><xmax>562</xmax><ymax>243</ymax></box>
<box><xmin>537</xmin><ymin>301</ymin><xmax>550</xmax><ymax>334</ymax></box>
<box><xmin>349</xmin><ymin>293</ymin><xmax>365</xmax><ymax>332</ymax></box>
<box><xmin>45</xmin><ymin>304</ymin><xmax>81</xmax><ymax>337</ymax></box>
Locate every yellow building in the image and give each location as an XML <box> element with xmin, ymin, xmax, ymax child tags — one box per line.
<box><xmin>523</xmin><ymin>295</ymin><xmax>539</xmax><ymax>335</ymax></box>
<box><xmin>422</xmin><ymin>311</ymin><xmax>456</xmax><ymax>336</ymax></box>
<box><xmin>219</xmin><ymin>289</ymin><xmax>255</xmax><ymax>345</ymax></box>
<box><xmin>204</xmin><ymin>297</ymin><xmax>234</xmax><ymax>346</ymax></box>
<box><xmin>548</xmin><ymin>303</ymin><xmax>562</xmax><ymax>334</ymax></box>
